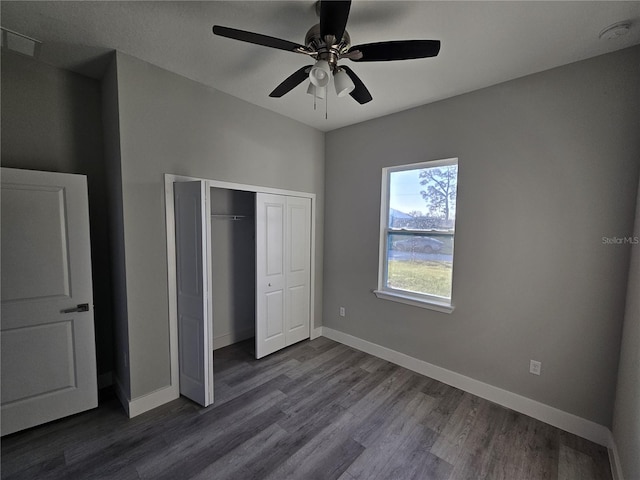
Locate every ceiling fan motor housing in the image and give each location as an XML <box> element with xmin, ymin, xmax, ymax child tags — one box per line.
<box><xmin>305</xmin><ymin>24</ymin><xmax>351</xmax><ymax>70</ymax></box>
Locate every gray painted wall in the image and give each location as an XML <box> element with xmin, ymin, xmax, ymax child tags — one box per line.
<box><xmin>323</xmin><ymin>46</ymin><xmax>640</xmax><ymax>426</ymax></box>
<box><xmin>1</xmin><ymin>50</ymin><xmax>114</xmax><ymax>378</ymax></box>
<box><xmin>612</xmin><ymin>176</ymin><xmax>640</xmax><ymax>479</ymax></box>
<box><xmin>210</xmin><ymin>188</ymin><xmax>256</xmax><ymax>347</ymax></box>
<box><xmin>100</xmin><ymin>55</ymin><xmax>130</xmax><ymax>397</ymax></box>
<box><xmin>112</xmin><ymin>52</ymin><xmax>324</xmax><ymax>398</ymax></box>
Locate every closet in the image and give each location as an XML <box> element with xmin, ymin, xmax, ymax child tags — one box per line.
<box><xmin>210</xmin><ymin>188</ymin><xmax>256</xmax><ymax>350</ymax></box>
<box><xmin>173</xmin><ymin>180</ymin><xmax>312</xmax><ymax>407</ymax></box>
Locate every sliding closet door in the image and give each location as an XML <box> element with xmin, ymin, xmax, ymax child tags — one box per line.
<box><xmin>285</xmin><ymin>197</ymin><xmax>311</xmax><ymax>345</ymax></box>
<box><xmin>256</xmin><ymin>193</ymin><xmax>311</xmax><ymax>359</ymax></box>
<box><xmin>174</xmin><ymin>181</ymin><xmax>213</xmax><ymax>406</ymax></box>
<box><xmin>255</xmin><ymin>194</ymin><xmax>287</xmax><ymax>359</ymax></box>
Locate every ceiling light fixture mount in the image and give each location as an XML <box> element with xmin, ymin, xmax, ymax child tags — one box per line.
<box><xmin>599</xmin><ymin>21</ymin><xmax>631</xmax><ymax>40</ymax></box>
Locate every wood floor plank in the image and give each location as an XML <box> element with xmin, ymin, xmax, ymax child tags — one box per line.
<box><xmin>558</xmin><ymin>443</ymin><xmax>607</xmax><ymax>480</ymax></box>
<box><xmin>421</xmin><ymin>379</ymin><xmax>466</xmax><ymax>435</ymax></box>
<box><xmin>481</xmin><ymin>408</ymin><xmax>560</xmax><ymax>480</ymax></box>
<box><xmin>279</xmin><ymin>347</ymin><xmax>368</xmax><ymax>400</ymax></box>
<box><xmin>336</xmin><ymin>360</ymin><xmax>400</xmax><ymax>409</ymax></box>
<box><xmin>63</xmin><ymin>430</ymin><xmax>167</xmax><ymax>480</ymax></box>
<box><xmin>350</xmin><ymin>377</ymin><xmax>432</xmax><ymax>447</ymax></box>
<box><xmin>140</xmin><ymin>405</ymin><xmax>285</xmax><ymax>480</ymax></box>
<box><xmin>558</xmin><ymin>430</ymin><xmax>612</xmax><ymax>480</ymax></box>
<box><xmin>135</xmin><ymin>389</ymin><xmax>287</xmax><ymax>478</ymax></box>
<box><xmin>242</xmin><ymin>403</ymin><xmax>350</xmax><ymax>479</ymax></box>
<box><xmin>444</xmin><ymin>401</ymin><xmax>512</xmax><ymax>480</ymax></box>
<box><xmin>188</xmin><ymin>423</ymin><xmax>289</xmax><ymax>480</ymax></box>
<box><xmin>373</xmin><ymin>421</ymin><xmax>449</xmax><ymax>480</ymax></box>
<box><xmin>345</xmin><ymin>366</ymin><xmax>416</xmax><ymax>420</ymax></box>
<box><xmin>344</xmin><ymin>391</ymin><xmax>434</xmax><ymax>479</ymax></box>
<box><xmin>1</xmin><ymin>337</ymin><xmax>613</xmax><ymax>480</ymax></box>
<box><xmin>523</xmin><ymin>419</ymin><xmax>560</xmax><ymax>480</ymax></box>
<box><xmin>284</xmin><ymin>342</ymin><xmax>350</xmax><ymax>379</ymax></box>
<box><xmin>1</xmin><ymin>455</ymin><xmax>66</xmax><ymax>480</ymax></box>
<box><xmin>430</xmin><ymin>392</ymin><xmax>485</xmax><ymax>464</ymax></box>
<box><xmin>264</xmin><ymin>408</ymin><xmax>364</xmax><ymax>480</ymax></box>
<box><xmin>358</xmin><ymin>355</ymin><xmax>389</xmax><ymax>373</ymax></box>
<box><xmin>173</xmin><ymin>374</ymin><xmax>288</xmax><ymax>435</ymax></box>
<box><xmin>212</xmin><ymin>358</ymin><xmax>299</xmax><ymax>405</ymax></box>
<box><xmin>278</xmin><ymin>364</ymin><xmax>369</xmax><ymax>422</ymax></box>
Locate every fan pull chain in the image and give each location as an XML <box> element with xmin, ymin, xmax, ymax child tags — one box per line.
<box><xmin>325</xmin><ymin>91</ymin><xmax>328</xmax><ymax>120</ymax></box>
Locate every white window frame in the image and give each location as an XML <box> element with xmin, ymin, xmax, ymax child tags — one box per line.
<box><xmin>374</xmin><ymin>157</ymin><xmax>458</xmax><ymax>314</ymax></box>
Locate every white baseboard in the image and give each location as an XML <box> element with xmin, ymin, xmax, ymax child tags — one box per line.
<box><xmin>213</xmin><ymin>328</ymin><xmax>255</xmax><ymax>350</ymax></box>
<box><xmin>127</xmin><ymin>385</ymin><xmax>179</xmax><ymax>418</ymax></box>
<box><xmin>113</xmin><ymin>376</ymin><xmax>179</xmax><ymax>418</ymax></box>
<box><xmin>321</xmin><ymin>327</ymin><xmax>611</xmax><ymax>447</ymax></box>
<box><xmin>311</xmin><ymin>326</ymin><xmax>323</xmax><ymax>340</ymax></box>
<box><xmin>608</xmin><ymin>431</ymin><xmax>625</xmax><ymax>480</ymax></box>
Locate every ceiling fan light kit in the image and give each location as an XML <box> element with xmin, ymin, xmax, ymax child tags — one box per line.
<box><xmin>334</xmin><ymin>68</ymin><xmax>355</xmax><ymax>97</ymax></box>
<box><xmin>307</xmin><ymin>83</ymin><xmax>326</xmax><ymax>99</ymax></box>
<box><xmin>212</xmin><ymin>0</ymin><xmax>440</xmax><ymax>110</ymax></box>
<box><xmin>309</xmin><ymin>59</ymin><xmax>331</xmax><ymax>87</ymax></box>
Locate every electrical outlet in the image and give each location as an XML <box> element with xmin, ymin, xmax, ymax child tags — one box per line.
<box><xmin>529</xmin><ymin>360</ymin><xmax>541</xmax><ymax>375</ymax></box>
<box><xmin>339</xmin><ymin>307</ymin><xmax>346</xmax><ymax>317</ymax></box>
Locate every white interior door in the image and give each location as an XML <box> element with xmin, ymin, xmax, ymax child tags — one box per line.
<box><xmin>256</xmin><ymin>194</ymin><xmax>311</xmax><ymax>359</ymax></box>
<box><xmin>285</xmin><ymin>197</ymin><xmax>311</xmax><ymax>345</ymax></box>
<box><xmin>174</xmin><ymin>181</ymin><xmax>213</xmax><ymax>407</ymax></box>
<box><xmin>1</xmin><ymin>168</ymin><xmax>97</xmax><ymax>436</ymax></box>
<box><xmin>255</xmin><ymin>194</ymin><xmax>286</xmax><ymax>359</ymax></box>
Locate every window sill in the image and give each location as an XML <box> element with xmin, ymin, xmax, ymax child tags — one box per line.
<box><xmin>373</xmin><ymin>290</ymin><xmax>455</xmax><ymax>314</ymax></box>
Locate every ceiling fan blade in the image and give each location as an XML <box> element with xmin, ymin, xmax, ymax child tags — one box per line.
<box><xmin>319</xmin><ymin>0</ymin><xmax>351</xmax><ymax>43</ymax></box>
<box><xmin>349</xmin><ymin>40</ymin><xmax>441</xmax><ymax>62</ymax></box>
<box><xmin>341</xmin><ymin>66</ymin><xmax>372</xmax><ymax>104</ymax></box>
<box><xmin>269</xmin><ymin>66</ymin><xmax>313</xmax><ymax>98</ymax></box>
<box><xmin>213</xmin><ymin>25</ymin><xmax>305</xmax><ymax>53</ymax></box>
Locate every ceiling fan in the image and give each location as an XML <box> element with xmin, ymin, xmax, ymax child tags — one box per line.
<box><xmin>212</xmin><ymin>0</ymin><xmax>440</xmax><ymax>105</ymax></box>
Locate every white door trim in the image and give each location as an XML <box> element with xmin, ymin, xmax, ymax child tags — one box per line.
<box><xmin>164</xmin><ymin>174</ymin><xmax>317</xmax><ymax>401</ymax></box>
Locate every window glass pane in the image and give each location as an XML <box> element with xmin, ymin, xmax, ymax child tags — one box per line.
<box><xmin>387</xmin><ymin>233</ymin><xmax>453</xmax><ymax>299</ymax></box>
<box><xmin>388</xmin><ymin>165</ymin><xmax>457</xmax><ymax>232</ymax></box>
<box><xmin>384</xmin><ymin>161</ymin><xmax>458</xmax><ymax>301</ymax></box>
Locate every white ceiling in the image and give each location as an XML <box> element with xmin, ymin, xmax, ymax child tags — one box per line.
<box><xmin>2</xmin><ymin>1</ymin><xmax>639</xmax><ymax>131</ymax></box>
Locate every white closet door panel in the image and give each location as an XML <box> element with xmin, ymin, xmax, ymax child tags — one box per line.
<box><xmin>256</xmin><ymin>194</ymin><xmax>286</xmax><ymax>358</ymax></box>
<box><xmin>1</xmin><ymin>168</ymin><xmax>97</xmax><ymax>436</ymax></box>
<box><xmin>265</xmin><ymin>204</ymin><xmax>284</xmax><ymax>277</ymax></box>
<box><xmin>174</xmin><ymin>181</ymin><xmax>213</xmax><ymax>407</ymax></box>
<box><xmin>265</xmin><ymin>291</ymin><xmax>285</xmax><ymax>339</ymax></box>
<box><xmin>285</xmin><ymin>197</ymin><xmax>311</xmax><ymax>345</ymax></box>
<box><xmin>287</xmin><ymin>285</ymin><xmax>310</xmax><ymax>345</ymax></box>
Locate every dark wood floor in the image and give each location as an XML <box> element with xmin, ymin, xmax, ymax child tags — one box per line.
<box><xmin>1</xmin><ymin>337</ymin><xmax>612</xmax><ymax>480</ymax></box>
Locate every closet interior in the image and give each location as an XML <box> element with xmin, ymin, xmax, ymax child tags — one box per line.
<box><xmin>209</xmin><ymin>187</ymin><xmax>256</xmax><ymax>351</ymax></box>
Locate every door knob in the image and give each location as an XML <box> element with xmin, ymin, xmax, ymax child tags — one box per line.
<box><xmin>60</xmin><ymin>303</ymin><xmax>90</xmax><ymax>313</ymax></box>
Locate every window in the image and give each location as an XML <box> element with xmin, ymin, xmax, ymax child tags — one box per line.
<box><xmin>375</xmin><ymin>158</ymin><xmax>458</xmax><ymax>313</ymax></box>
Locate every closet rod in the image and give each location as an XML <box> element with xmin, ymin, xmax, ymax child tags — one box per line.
<box><xmin>210</xmin><ymin>214</ymin><xmax>251</xmax><ymax>221</ymax></box>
